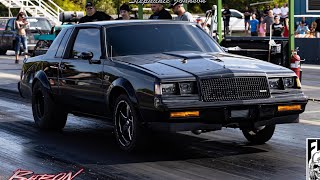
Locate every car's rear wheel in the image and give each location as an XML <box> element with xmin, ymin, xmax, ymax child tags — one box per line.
<box><xmin>242</xmin><ymin>124</ymin><xmax>276</xmax><ymax>144</ymax></box>
<box><xmin>113</xmin><ymin>94</ymin><xmax>146</xmax><ymax>152</ymax></box>
<box><xmin>32</xmin><ymin>81</ymin><xmax>68</xmax><ymax>130</ymax></box>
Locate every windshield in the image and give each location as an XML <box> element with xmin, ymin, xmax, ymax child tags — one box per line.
<box><xmin>105</xmin><ymin>24</ymin><xmax>222</xmax><ymax>56</ymax></box>
<box><xmin>27</xmin><ymin>18</ymin><xmax>51</xmax><ymax>31</ymax></box>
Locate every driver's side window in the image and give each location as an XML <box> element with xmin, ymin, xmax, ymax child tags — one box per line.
<box><xmin>71</xmin><ymin>28</ymin><xmax>101</xmax><ymax>60</ymax></box>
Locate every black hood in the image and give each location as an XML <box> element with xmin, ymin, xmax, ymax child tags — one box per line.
<box><xmin>113</xmin><ymin>51</ymin><xmax>293</xmax><ymax>78</ymax></box>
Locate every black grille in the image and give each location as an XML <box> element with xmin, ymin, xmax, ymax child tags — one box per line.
<box><xmin>200</xmin><ymin>77</ymin><xmax>270</xmax><ymax>102</ymax></box>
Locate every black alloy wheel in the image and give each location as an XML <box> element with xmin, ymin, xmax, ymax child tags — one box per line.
<box><xmin>114</xmin><ymin>94</ymin><xmax>146</xmax><ymax>152</ymax></box>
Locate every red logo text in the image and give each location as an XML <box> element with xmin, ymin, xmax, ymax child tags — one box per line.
<box><xmin>9</xmin><ymin>168</ymin><xmax>83</xmax><ymax>180</ymax></box>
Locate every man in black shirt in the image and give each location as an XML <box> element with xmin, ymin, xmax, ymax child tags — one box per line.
<box><xmin>263</xmin><ymin>5</ymin><xmax>271</xmax><ymax>17</ymax></box>
<box><xmin>243</xmin><ymin>6</ymin><xmax>251</xmax><ymax>33</ymax></box>
<box><xmin>79</xmin><ymin>2</ymin><xmax>113</xmax><ymax>23</ymax></box>
<box><xmin>116</xmin><ymin>3</ymin><xmax>137</xmax><ymax>20</ymax></box>
<box><xmin>222</xmin><ymin>5</ymin><xmax>231</xmax><ymax>34</ymax></box>
<box><xmin>149</xmin><ymin>4</ymin><xmax>172</xmax><ymax>20</ymax></box>
<box><xmin>272</xmin><ymin>16</ymin><xmax>283</xmax><ymax>37</ymax></box>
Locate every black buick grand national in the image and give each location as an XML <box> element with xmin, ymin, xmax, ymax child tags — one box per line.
<box><xmin>18</xmin><ymin>20</ymin><xmax>308</xmax><ymax>151</ymax></box>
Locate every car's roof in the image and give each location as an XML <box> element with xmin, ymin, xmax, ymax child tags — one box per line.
<box><xmin>76</xmin><ymin>20</ymin><xmax>196</xmax><ymax>27</ymax></box>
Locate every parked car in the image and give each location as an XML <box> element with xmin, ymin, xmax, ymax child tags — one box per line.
<box><xmin>0</xmin><ymin>17</ymin><xmax>9</xmax><ymax>31</ymax></box>
<box><xmin>19</xmin><ymin>20</ymin><xmax>308</xmax><ymax>152</ymax></box>
<box><xmin>195</xmin><ymin>7</ymin><xmax>246</xmax><ymax>32</ymax></box>
<box><xmin>0</xmin><ymin>17</ymin><xmax>52</xmax><ymax>55</ymax></box>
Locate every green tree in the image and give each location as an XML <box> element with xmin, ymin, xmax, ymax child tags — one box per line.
<box><xmin>54</xmin><ymin>0</ymin><xmax>83</xmax><ymax>11</ymax></box>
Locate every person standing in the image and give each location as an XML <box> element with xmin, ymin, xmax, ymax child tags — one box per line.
<box><xmin>149</xmin><ymin>4</ymin><xmax>172</xmax><ymax>20</ymax></box>
<box><xmin>250</xmin><ymin>14</ymin><xmax>259</xmax><ymax>36</ymax></box>
<box><xmin>222</xmin><ymin>5</ymin><xmax>231</xmax><ymax>34</ymax></box>
<box><xmin>243</xmin><ymin>6</ymin><xmax>251</xmax><ymax>34</ymax></box>
<box><xmin>280</xmin><ymin>3</ymin><xmax>288</xmax><ymax>24</ymax></box>
<box><xmin>116</xmin><ymin>3</ymin><xmax>136</xmax><ymax>20</ymax></box>
<box><xmin>263</xmin><ymin>5</ymin><xmax>271</xmax><ymax>17</ymax></box>
<box><xmin>272</xmin><ymin>16</ymin><xmax>283</xmax><ymax>37</ymax></box>
<box><xmin>79</xmin><ymin>2</ymin><xmax>113</xmax><ymax>23</ymax></box>
<box><xmin>258</xmin><ymin>16</ymin><xmax>266</xmax><ymax>37</ymax></box>
<box><xmin>15</xmin><ymin>12</ymin><xmax>28</xmax><ymax>63</ymax></box>
<box><xmin>262</xmin><ymin>10</ymin><xmax>274</xmax><ymax>36</ymax></box>
<box><xmin>315</xmin><ymin>17</ymin><xmax>320</xmax><ymax>38</ymax></box>
<box><xmin>283</xmin><ymin>18</ymin><xmax>289</xmax><ymax>37</ymax></box>
<box><xmin>170</xmin><ymin>1</ymin><xmax>193</xmax><ymax>22</ymax></box>
<box><xmin>273</xmin><ymin>4</ymin><xmax>281</xmax><ymax>17</ymax></box>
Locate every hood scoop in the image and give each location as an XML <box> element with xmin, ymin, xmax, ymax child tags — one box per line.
<box><xmin>163</xmin><ymin>52</ymin><xmax>212</xmax><ymax>59</ymax></box>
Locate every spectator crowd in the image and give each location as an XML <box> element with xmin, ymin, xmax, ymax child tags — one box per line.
<box><xmin>242</xmin><ymin>3</ymin><xmax>320</xmax><ymax>38</ymax></box>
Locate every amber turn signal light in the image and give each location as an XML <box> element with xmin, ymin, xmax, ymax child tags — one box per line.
<box><xmin>278</xmin><ymin>105</ymin><xmax>301</xmax><ymax>112</ymax></box>
<box><xmin>170</xmin><ymin>111</ymin><xmax>200</xmax><ymax>118</ymax></box>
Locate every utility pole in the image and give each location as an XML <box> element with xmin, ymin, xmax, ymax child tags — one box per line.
<box><xmin>289</xmin><ymin>0</ymin><xmax>295</xmax><ymax>54</ymax></box>
<box><xmin>217</xmin><ymin>0</ymin><xmax>222</xmax><ymax>44</ymax></box>
<box><xmin>138</xmin><ymin>4</ymin><xmax>143</xmax><ymax>19</ymax></box>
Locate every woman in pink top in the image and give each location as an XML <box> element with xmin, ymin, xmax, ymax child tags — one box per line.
<box><xmin>258</xmin><ymin>17</ymin><xmax>266</xmax><ymax>37</ymax></box>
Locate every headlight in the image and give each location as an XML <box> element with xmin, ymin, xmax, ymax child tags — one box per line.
<box><xmin>161</xmin><ymin>83</ymin><xmax>178</xmax><ymax>95</ymax></box>
<box><xmin>155</xmin><ymin>82</ymin><xmax>197</xmax><ymax>95</ymax></box>
<box><xmin>268</xmin><ymin>78</ymin><xmax>281</xmax><ymax>89</ymax></box>
<box><xmin>268</xmin><ymin>77</ymin><xmax>300</xmax><ymax>90</ymax></box>
<box><xmin>179</xmin><ymin>82</ymin><xmax>195</xmax><ymax>95</ymax></box>
<box><xmin>283</xmin><ymin>77</ymin><xmax>294</xmax><ymax>88</ymax></box>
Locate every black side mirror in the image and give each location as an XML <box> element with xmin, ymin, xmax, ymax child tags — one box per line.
<box><xmin>80</xmin><ymin>51</ymin><xmax>93</xmax><ymax>60</ymax></box>
<box><xmin>80</xmin><ymin>51</ymin><xmax>101</xmax><ymax>64</ymax></box>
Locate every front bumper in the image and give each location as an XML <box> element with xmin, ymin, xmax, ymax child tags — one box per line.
<box><xmin>147</xmin><ymin>114</ymin><xmax>299</xmax><ymax>132</ymax></box>
<box><xmin>140</xmin><ymin>96</ymin><xmax>307</xmax><ymax>132</ymax></box>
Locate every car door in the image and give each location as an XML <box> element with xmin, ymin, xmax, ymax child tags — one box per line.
<box><xmin>2</xmin><ymin>19</ymin><xmax>15</xmax><ymax>50</ymax></box>
<box><xmin>59</xmin><ymin>27</ymin><xmax>105</xmax><ymax>115</ymax></box>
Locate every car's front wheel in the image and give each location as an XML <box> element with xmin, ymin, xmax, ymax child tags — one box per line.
<box><xmin>32</xmin><ymin>81</ymin><xmax>68</xmax><ymax>130</ymax></box>
<box><xmin>242</xmin><ymin>124</ymin><xmax>276</xmax><ymax>144</ymax></box>
<box><xmin>113</xmin><ymin>94</ymin><xmax>146</xmax><ymax>152</ymax></box>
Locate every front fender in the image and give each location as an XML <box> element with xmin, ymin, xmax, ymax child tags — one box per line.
<box><xmin>106</xmin><ymin>78</ymin><xmax>139</xmax><ymax>110</ymax></box>
<box><xmin>32</xmin><ymin>70</ymin><xmax>51</xmax><ymax>93</ymax></box>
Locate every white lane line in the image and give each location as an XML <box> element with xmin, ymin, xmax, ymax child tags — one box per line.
<box><xmin>303</xmin><ymin>111</ymin><xmax>320</xmax><ymax>114</ymax></box>
<box><xmin>300</xmin><ymin>119</ymin><xmax>320</xmax><ymax>126</ymax></box>
<box><xmin>302</xmin><ymin>65</ymin><xmax>320</xmax><ymax>70</ymax></box>
<box><xmin>302</xmin><ymin>85</ymin><xmax>320</xmax><ymax>90</ymax></box>
<box><xmin>0</xmin><ymin>72</ymin><xmax>20</xmax><ymax>80</ymax></box>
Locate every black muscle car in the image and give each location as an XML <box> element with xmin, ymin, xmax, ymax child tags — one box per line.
<box><xmin>18</xmin><ymin>20</ymin><xmax>308</xmax><ymax>152</ymax></box>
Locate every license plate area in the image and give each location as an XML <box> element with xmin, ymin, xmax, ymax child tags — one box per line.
<box><xmin>230</xmin><ymin>109</ymin><xmax>249</xmax><ymax>118</ymax></box>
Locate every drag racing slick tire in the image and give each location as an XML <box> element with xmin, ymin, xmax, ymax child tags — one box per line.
<box><xmin>32</xmin><ymin>81</ymin><xmax>68</xmax><ymax>130</ymax></box>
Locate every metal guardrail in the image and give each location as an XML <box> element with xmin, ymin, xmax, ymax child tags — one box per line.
<box><xmin>0</xmin><ymin>0</ymin><xmax>64</xmax><ymax>25</ymax></box>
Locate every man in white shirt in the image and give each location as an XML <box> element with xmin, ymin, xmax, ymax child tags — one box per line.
<box><xmin>280</xmin><ymin>3</ymin><xmax>288</xmax><ymax>24</ymax></box>
<box><xmin>273</xmin><ymin>4</ymin><xmax>281</xmax><ymax>17</ymax></box>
